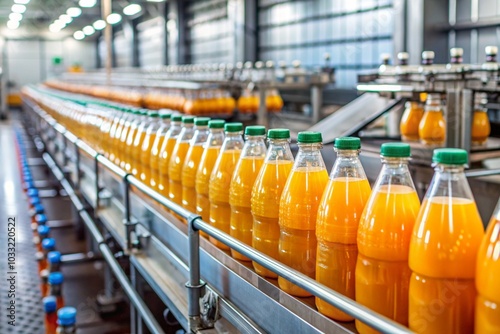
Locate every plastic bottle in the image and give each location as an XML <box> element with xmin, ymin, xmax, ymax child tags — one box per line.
<box><xmin>40</xmin><ymin>269</ymin><xmax>50</xmax><ymax>297</ymax></box>
<box><xmin>47</xmin><ymin>251</ymin><xmax>61</xmax><ymax>273</ymax></box>
<box><xmin>41</xmin><ymin>238</ymin><xmax>56</xmax><ymax>271</ymax></box>
<box><xmin>476</xmin><ymin>199</ymin><xmax>500</xmax><ymax>334</ymax></box>
<box><xmin>169</xmin><ymin>116</ymin><xmax>196</xmax><ymax>207</ymax></box>
<box><xmin>251</xmin><ymin>128</ymin><xmax>294</xmax><ymax>278</ymax></box>
<box><xmin>48</xmin><ymin>272</ymin><xmax>64</xmax><ymax>310</ymax></box>
<box><xmin>356</xmin><ymin>143</ymin><xmax>420</xmax><ymax>333</ymax></box>
<box><xmin>182</xmin><ymin>117</ymin><xmax>210</xmax><ymax>212</ymax></box>
<box><xmin>400</xmin><ymin>101</ymin><xmax>424</xmax><ymax>141</ymax></box>
<box><xmin>106</xmin><ymin>107</ymin><xmax>125</xmax><ymax>163</ymax></box>
<box><xmin>229</xmin><ymin>125</ymin><xmax>267</xmax><ymax>260</ymax></box>
<box><xmin>418</xmin><ymin>93</ymin><xmax>446</xmax><ymax>146</ymax></box>
<box><xmin>37</xmin><ymin>225</ymin><xmax>51</xmax><ymax>252</ymax></box>
<box><xmin>43</xmin><ymin>296</ymin><xmax>58</xmax><ymax>334</ymax></box>
<box><xmin>138</xmin><ymin>111</ymin><xmax>161</xmax><ymax>183</ymax></box>
<box><xmin>158</xmin><ymin>115</ymin><xmax>183</xmax><ymax>196</ymax></box>
<box><xmin>472</xmin><ymin>93</ymin><xmax>491</xmax><ymax>145</ymax></box>
<box><xmin>150</xmin><ymin>112</ymin><xmax>172</xmax><ymax>190</ymax></box>
<box><xmin>131</xmin><ymin>110</ymin><xmax>153</xmax><ymax>176</ymax></box>
<box><xmin>123</xmin><ymin>109</ymin><xmax>142</xmax><ymax>171</ymax></box>
<box><xmin>195</xmin><ymin>120</ymin><xmax>225</xmax><ymax>226</ymax></box>
<box><xmin>278</xmin><ymin>131</ymin><xmax>329</xmax><ymax>296</ymax></box>
<box><xmin>56</xmin><ymin>307</ymin><xmax>77</xmax><ymax>334</ymax></box>
<box><xmin>316</xmin><ymin>137</ymin><xmax>371</xmax><ymax>321</ymax></box>
<box><xmin>113</xmin><ymin>108</ymin><xmax>131</xmax><ymax>166</ymax></box>
<box><xmin>409</xmin><ymin>149</ymin><xmax>484</xmax><ymax>334</ymax></box>
<box><xmin>209</xmin><ymin>123</ymin><xmax>244</xmax><ymax>250</ymax></box>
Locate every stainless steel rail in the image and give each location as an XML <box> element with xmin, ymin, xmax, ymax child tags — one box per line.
<box><xmin>25</xmin><ymin>96</ymin><xmax>415</xmax><ymax>334</ymax></box>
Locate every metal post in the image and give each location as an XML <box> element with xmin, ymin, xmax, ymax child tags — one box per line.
<box><xmin>94</xmin><ymin>154</ymin><xmax>101</xmax><ymax>210</ymax></box>
<box><xmin>74</xmin><ymin>141</ymin><xmax>81</xmax><ymax>192</ymax></box>
<box><xmin>461</xmin><ymin>89</ymin><xmax>473</xmax><ymax>153</ymax></box>
<box><xmin>123</xmin><ymin>174</ymin><xmax>136</xmax><ymax>251</ymax></box>
<box><xmin>186</xmin><ymin>215</ymin><xmax>204</xmax><ymax>333</ymax></box>
<box><xmin>311</xmin><ymin>84</ymin><xmax>323</xmax><ymax>124</ymax></box>
<box><xmin>102</xmin><ymin>0</ymin><xmax>112</xmax><ymax>84</ymax></box>
<box><xmin>130</xmin><ymin>265</ymin><xmax>138</xmax><ymax>334</ymax></box>
<box><xmin>257</xmin><ymin>87</ymin><xmax>268</xmax><ymax>128</ymax></box>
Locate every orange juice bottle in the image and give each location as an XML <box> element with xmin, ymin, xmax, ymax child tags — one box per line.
<box><xmin>316</xmin><ymin>137</ymin><xmax>371</xmax><ymax>321</ymax></box>
<box><xmin>182</xmin><ymin>117</ymin><xmax>210</xmax><ymax>212</ymax></box>
<box><xmin>149</xmin><ymin>112</ymin><xmax>171</xmax><ymax>190</ymax></box>
<box><xmin>209</xmin><ymin>123</ymin><xmax>244</xmax><ymax>250</ymax></box>
<box><xmin>139</xmin><ymin>111</ymin><xmax>161</xmax><ymax>183</ymax></box>
<box><xmin>122</xmin><ymin>109</ymin><xmax>142</xmax><ymax>171</ymax></box>
<box><xmin>251</xmin><ymin>128</ymin><xmax>294</xmax><ymax>277</ymax></box>
<box><xmin>229</xmin><ymin>126</ymin><xmax>267</xmax><ymax>261</ymax></box>
<box><xmin>476</xmin><ymin>200</ymin><xmax>500</xmax><ymax>334</ymax></box>
<box><xmin>158</xmin><ymin>115</ymin><xmax>183</xmax><ymax>196</ymax></box>
<box><xmin>472</xmin><ymin>93</ymin><xmax>491</xmax><ymax>145</ymax></box>
<box><xmin>168</xmin><ymin>116</ymin><xmax>196</xmax><ymax>207</ymax></box>
<box><xmin>107</xmin><ymin>107</ymin><xmax>126</xmax><ymax>163</ymax></box>
<box><xmin>130</xmin><ymin>110</ymin><xmax>153</xmax><ymax>176</ymax></box>
<box><xmin>195</xmin><ymin>120</ymin><xmax>225</xmax><ymax>225</ymax></box>
<box><xmin>112</xmin><ymin>108</ymin><xmax>131</xmax><ymax>166</ymax></box>
<box><xmin>278</xmin><ymin>131</ymin><xmax>329</xmax><ymax>296</ymax></box>
<box><xmin>43</xmin><ymin>296</ymin><xmax>58</xmax><ymax>334</ymax></box>
<box><xmin>418</xmin><ymin>94</ymin><xmax>446</xmax><ymax>146</ymax></box>
<box><xmin>400</xmin><ymin>101</ymin><xmax>424</xmax><ymax>141</ymax></box>
<box><xmin>409</xmin><ymin>149</ymin><xmax>484</xmax><ymax>334</ymax></box>
<box><xmin>356</xmin><ymin>143</ymin><xmax>420</xmax><ymax>333</ymax></box>
<box><xmin>48</xmin><ymin>272</ymin><xmax>64</xmax><ymax>310</ymax></box>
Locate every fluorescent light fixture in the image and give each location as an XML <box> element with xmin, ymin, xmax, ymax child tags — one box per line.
<box><xmin>66</xmin><ymin>7</ymin><xmax>82</xmax><ymax>17</ymax></box>
<box><xmin>83</xmin><ymin>25</ymin><xmax>95</xmax><ymax>35</ymax></box>
<box><xmin>14</xmin><ymin>0</ymin><xmax>30</xmax><ymax>4</ymax></box>
<box><xmin>53</xmin><ymin>19</ymin><xmax>66</xmax><ymax>29</ymax></box>
<box><xmin>49</xmin><ymin>24</ymin><xmax>61</xmax><ymax>33</ymax></box>
<box><xmin>106</xmin><ymin>13</ymin><xmax>122</xmax><ymax>25</ymax></box>
<box><xmin>93</xmin><ymin>19</ymin><xmax>106</xmax><ymax>30</ymax></box>
<box><xmin>11</xmin><ymin>4</ymin><xmax>26</xmax><ymax>13</ymax></box>
<box><xmin>9</xmin><ymin>13</ymin><xmax>23</xmax><ymax>21</ymax></box>
<box><xmin>78</xmin><ymin>0</ymin><xmax>96</xmax><ymax>8</ymax></box>
<box><xmin>7</xmin><ymin>20</ymin><xmax>20</xmax><ymax>29</ymax></box>
<box><xmin>59</xmin><ymin>14</ymin><xmax>72</xmax><ymax>24</ymax></box>
<box><xmin>146</xmin><ymin>0</ymin><xmax>164</xmax><ymax>2</ymax></box>
<box><xmin>123</xmin><ymin>3</ymin><xmax>142</xmax><ymax>16</ymax></box>
<box><xmin>73</xmin><ymin>30</ymin><xmax>85</xmax><ymax>40</ymax></box>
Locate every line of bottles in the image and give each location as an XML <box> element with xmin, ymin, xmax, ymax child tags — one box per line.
<box><xmin>25</xmin><ymin>89</ymin><xmax>500</xmax><ymax>333</ymax></box>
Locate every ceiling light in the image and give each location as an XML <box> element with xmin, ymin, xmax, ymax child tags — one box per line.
<box><xmin>123</xmin><ymin>4</ymin><xmax>142</xmax><ymax>16</ymax></box>
<box><xmin>83</xmin><ymin>25</ymin><xmax>95</xmax><ymax>35</ymax></box>
<box><xmin>14</xmin><ymin>0</ymin><xmax>30</xmax><ymax>4</ymax></box>
<box><xmin>78</xmin><ymin>0</ymin><xmax>96</xmax><ymax>8</ymax></box>
<box><xmin>146</xmin><ymin>0</ymin><xmax>164</xmax><ymax>2</ymax></box>
<box><xmin>49</xmin><ymin>24</ymin><xmax>61</xmax><ymax>33</ymax></box>
<box><xmin>106</xmin><ymin>13</ymin><xmax>122</xmax><ymax>25</ymax></box>
<box><xmin>7</xmin><ymin>20</ymin><xmax>20</xmax><ymax>30</ymax></box>
<box><xmin>67</xmin><ymin>7</ymin><xmax>82</xmax><ymax>17</ymax></box>
<box><xmin>93</xmin><ymin>19</ymin><xmax>106</xmax><ymax>30</ymax></box>
<box><xmin>11</xmin><ymin>4</ymin><xmax>26</xmax><ymax>13</ymax></box>
<box><xmin>53</xmin><ymin>20</ymin><xmax>65</xmax><ymax>29</ymax></box>
<box><xmin>59</xmin><ymin>14</ymin><xmax>72</xmax><ymax>24</ymax></box>
<box><xmin>73</xmin><ymin>30</ymin><xmax>85</xmax><ymax>40</ymax></box>
<box><xmin>9</xmin><ymin>13</ymin><xmax>23</xmax><ymax>21</ymax></box>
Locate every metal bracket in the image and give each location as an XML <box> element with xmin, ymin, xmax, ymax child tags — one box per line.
<box><xmin>200</xmin><ymin>290</ymin><xmax>220</xmax><ymax>328</ymax></box>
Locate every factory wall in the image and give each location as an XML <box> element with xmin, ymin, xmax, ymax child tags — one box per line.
<box><xmin>5</xmin><ymin>39</ymin><xmax>96</xmax><ymax>94</ymax></box>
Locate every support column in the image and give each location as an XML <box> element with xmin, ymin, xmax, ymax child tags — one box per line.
<box><xmin>102</xmin><ymin>0</ymin><xmax>112</xmax><ymax>82</ymax></box>
<box><xmin>169</xmin><ymin>0</ymin><xmax>187</xmax><ymax>64</ymax></box>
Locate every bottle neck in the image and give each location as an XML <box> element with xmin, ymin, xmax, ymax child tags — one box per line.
<box><xmin>434</xmin><ymin>164</ymin><xmax>465</xmax><ymax>174</ymax></box>
<box><xmin>295</xmin><ymin>143</ymin><xmax>325</xmax><ymax>169</ymax></box>
<box><xmin>298</xmin><ymin>142</ymin><xmax>323</xmax><ymax>151</ymax></box>
<box><xmin>266</xmin><ymin>139</ymin><xmax>293</xmax><ymax>162</ymax></box>
<box><xmin>332</xmin><ymin>149</ymin><xmax>366</xmax><ymax>179</ymax></box>
<box><xmin>375</xmin><ymin>157</ymin><xmax>415</xmax><ymax>189</ymax></box>
<box><xmin>206</xmin><ymin>129</ymin><xmax>225</xmax><ymax>147</ymax></box>
<box><xmin>241</xmin><ymin>135</ymin><xmax>267</xmax><ymax>157</ymax></box>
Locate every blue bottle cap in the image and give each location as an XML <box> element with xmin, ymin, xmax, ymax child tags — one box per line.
<box><xmin>27</xmin><ymin>188</ymin><xmax>39</xmax><ymax>197</ymax></box>
<box><xmin>48</xmin><ymin>272</ymin><xmax>64</xmax><ymax>285</ymax></box>
<box><xmin>29</xmin><ymin>197</ymin><xmax>41</xmax><ymax>206</ymax></box>
<box><xmin>24</xmin><ymin>181</ymin><xmax>35</xmax><ymax>190</ymax></box>
<box><xmin>24</xmin><ymin>176</ymin><xmax>33</xmax><ymax>183</ymax></box>
<box><xmin>43</xmin><ymin>296</ymin><xmax>57</xmax><ymax>313</ymax></box>
<box><xmin>57</xmin><ymin>307</ymin><xmax>76</xmax><ymax>326</ymax></box>
<box><xmin>41</xmin><ymin>238</ymin><xmax>56</xmax><ymax>250</ymax></box>
<box><xmin>47</xmin><ymin>251</ymin><xmax>61</xmax><ymax>264</ymax></box>
<box><xmin>38</xmin><ymin>225</ymin><xmax>50</xmax><ymax>237</ymax></box>
<box><xmin>34</xmin><ymin>204</ymin><xmax>45</xmax><ymax>214</ymax></box>
<box><xmin>36</xmin><ymin>214</ymin><xmax>47</xmax><ymax>225</ymax></box>
<box><xmin>24</xmin><ymin>172</ymin><xmax>32</xmax><ymax>179</ymax></box>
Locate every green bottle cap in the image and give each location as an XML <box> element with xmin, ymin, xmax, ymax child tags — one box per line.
<box><xmin>297</xmin><ymin>131</ymin><xmax>322</xmax><ymax>143</ymax></box>
<box><xmin>159</xmin><ymin>113</ymin><xmax>171</xmax><ymax>119</ymax></box>
<box><xmin>380</xmin><ymin>142</ymin><xmax>411</xmax><ymax>157</ymax></box>
<box><xmin>171</xmin><ymin>115</ymin><xmax>183</xmax><ymax>122</ymax></box>
<box><xmin>148</xmin><ymin>111</ymin><xmax>159</xmax><ymax>117</ymax></box>
<box><xmin>132</xmin><ymin>109</ymin><xmax>142</xmax><ymax>115</ymax></box>
<box><xmin>182</xmin><ymin>116</ymin><xmax>195</xmax><ymax>124</ymax></box>
<box><xmin>209</xmin><ymin>120</ymin><xmax>225</xmax><ymax>129</ymax></box>
<box><xmin>139</xmin><ymin>109</ymin><xmax>148</xmax><ymax>115</ymax></box>
<box><xmin>194</xmin><ymin>117</ymin><xmax>210</xmax><ymax>126</ymax></box>
<box><xmin>245</xmin><ymin>125</ymin><xmax>266</xmax><ymax>136</ymax></box>
<box><xmin>335</xmin><ymin>137</ymin><xmax>361</xmax><ymax>150</ymax></box>
<box><xmin>225</xmin><ymin>122</ymin><xmax>243</xmax><ymax>132</ymax></box>
<box><xmin>268</xmin><ymin>128</ymin><xmax>290</xmax><ymax>139</ymax></box>
<box><xmin>432</xmin><ymin>148</ymin><xmax>468</xmax><ymax>165</ymax></box>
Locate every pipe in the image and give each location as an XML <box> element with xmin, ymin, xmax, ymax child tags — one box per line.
<box><xmin>466</xmin><ymin>168</ymin><xmax>500</xmax><ymax>178</ymax></box>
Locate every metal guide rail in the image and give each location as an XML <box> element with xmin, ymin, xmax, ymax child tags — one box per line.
<box><xmin>22</xmin><ymin>96</ymin><xmax>413</xmax><ymax>334</ymax></box>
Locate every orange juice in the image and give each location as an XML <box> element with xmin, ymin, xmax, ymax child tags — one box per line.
<box><xmin>209</xmin><ymin>123</ymin><xmax>244</xmax><ymax>250</ymax></box>
<box><xmin>356</xmin><ymin>143</ymin><xmax>420</xmax><ymax>333</ymax></box>
<box><xmin>472</xmin><ymin>109</ymin><xmax>490</xmax><ymax>145</ymax></box>
<box><xmin>476</xmin><ymin>209</ymin><xmax>500</xmax><ymax>334</ymax></box>
<box><xmin>409</xmin><ymin>148</ymin><xmax>484</xmax><ymax>334</ymax></box>
<box><xmin>158</xmin><ymin>115</ymin><xmax>183</xmax><ymax>196</ymax></box>
<box><xmin>149</xmin><ymin>114</ymin><xmax>172</xmax><ymax>190</ymax></box>
<box><xmin>196</xmin><ymin>146</ymin><xmax>223</xmax><ymax>222</ymax></box>
<box><xmin>252</xmin><ymin>158</ymin><xmax>293</xmax><ymax>278</ymax></box>
<box><xmin>139</xmin><ymin>112</ymin><xmax>160</xmax><ymax>183</ymax></box>
<box><xmin>169</xmin><ymin>116</ymin><xmax>195</xmax><ymax>207</ymax></box>
<box><xmin>182</xmin><ymin>117</ymin><xmax>210</xmax><ymax>212</ymax></box>
<box><xmin>400</xmin><ymin>101</ymin><xmax>424</xmax><ymax>141</ymax></box>
<box><xmin>229</xmin><ymin>126</ymin><xmax>266</xmax><ymax>261</ymax></box>
<box><xmin>131</xmin><ymin>112</ymin><xmax>152</xmax><ymax>176</ymax></box>
<box><xmin>112</xmin><ymin>108</ymin><xmax>130</xmax><ymax>165</ymax></box>
<box><xmin>418</xmin><ymin>94</ymin><xmax>445</xmax><ymax>146</ymax></box>
<box><xmin>123</xmin><ymin>110</ymin><xmax>142</xmax><ymax>171</ymax></box>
